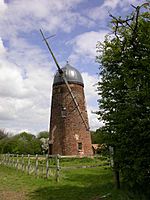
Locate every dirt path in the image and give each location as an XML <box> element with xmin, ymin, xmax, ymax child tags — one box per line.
<box><xmin>0</xmin><ymin>190</ymin><xmax>28</xmax><ymax>200</ymax></box>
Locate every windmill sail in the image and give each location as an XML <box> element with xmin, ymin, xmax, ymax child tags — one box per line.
<box><xmin>40</xmin><ymin>29</ymin><xmax>90</xmax><ymax>131</ymax></box>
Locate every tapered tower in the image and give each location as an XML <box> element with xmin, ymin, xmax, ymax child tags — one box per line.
<box><xmin>49</xmin><ymin>63</ymin><xmax>93</xmax><ymax>156</ymax></box>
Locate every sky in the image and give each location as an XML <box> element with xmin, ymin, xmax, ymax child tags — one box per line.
<box><xmin>0</xmin><ymin>0</ymin><xmax>145</xmax><ymax>135</ymax></box>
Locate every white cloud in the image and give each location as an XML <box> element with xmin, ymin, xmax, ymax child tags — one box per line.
<box><xmin>0</xmin><ymin>0</ymin><xmax>92</xmax><ymax>39</ymax></box>
<box><xmin>82</xmin><ymin>72</ymin><xmax>98</xmax><ymax>102</ymax></box>
<box><xmin>0</xmin><ymin>38</ymin><xmax>6</xmax><ymax>55</ymax></box>
<box><xmin>82</xmin><ymin>72</ymin><xmax>102</xmax><ymax>131</ymax></box>
<box><xmin>69</xmin><ymin>30</ymin><xmax>108</xmax><ymax>64</ymax></box>
<box><xmin>0</xmin><ymin>62</ymin><xmax>53</xmax><ymax>133</ymax></box>
<box><xmin>87</xmin><ymin>105</ymin><xmax>103</xmax><ymax>131</ymax></box>
<box><xmin>87</xmin><ymin>0</ymin><xmax>145</xmax><ymax>21</ymax></box>
<box><xmin>0</xmin><ymin>0</ymin><xmax>7</xmax><ymax>16</ymax></box>
<box><xmin>0</xmin><ymin>37</ymin><xmax>54</xmax><ymax>133</ymax></box>
<box><xmin>0</xmin><ymin>61</ymin><xmax>28</xmax><ymax>98</ymax></box>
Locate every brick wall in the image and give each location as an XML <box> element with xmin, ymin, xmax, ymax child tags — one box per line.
<box><xmin>49</xmin><ymin>83</ymin><xmax>93</xmax><ymax>156</ymax></box>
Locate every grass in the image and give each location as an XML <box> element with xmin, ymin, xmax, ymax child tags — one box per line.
<box><xmin>0</xmin><ymin>155</ymin><xmax>110</xmax><ymax>180</ymax></box>
<box><xmin>0</xmin><ymin>164</ymin><xmax>139</xmax><ymax>200</ymax></box>
<box><xmin>60</xmin><ymin>156</ymin><xmax>109</xmax><ymax>167</ymax></box>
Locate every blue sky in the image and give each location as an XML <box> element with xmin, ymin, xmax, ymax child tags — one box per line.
<box><xmin>0</xmin><ymin>0</ymin><xmax>145</xmax><ymax>134</ymax></box>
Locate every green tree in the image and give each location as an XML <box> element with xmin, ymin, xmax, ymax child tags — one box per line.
<box><xmin>91</xmin><ymin>130</ymin><xmax>106</xmax><ymax>144</ymax></box>
<box><xmin>37</xmin><ymin>131</ymin><xmax>49</xmax><ymax>139</ymax></box>
<box><xmin>0</xmin><ymin>130</ymin><xmax>13</xmax><ymax>153</ymax></box>
<box><xmin>0</xmin><ymin>132</ymin><xmax>42</xmax><ymax>154</ymax></box>
<box><xmin>0</xmin><ymin>129</ymin><xmax>8</xmax><ymax>140</ymax></box>
<box><xmin>13</xmin><ymin>132</ymin><xmax>42</xmax><ymax>154</ymax></box>
<box><xmin>96</xmin><ymin>2</ymin><xmax>150</xmax><ymax>196</ymax></box>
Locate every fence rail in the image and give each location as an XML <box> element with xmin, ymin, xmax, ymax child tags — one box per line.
<box><xmin>0</xmin><ymin>154</ymin><xmax>110</xmax><ymax>182</ymax></box>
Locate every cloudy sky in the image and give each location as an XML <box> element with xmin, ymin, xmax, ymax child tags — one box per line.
<box><xmin>0</xmin><ymin>0</ymin><xmax>145</xmax><ymax>135</ymax></box>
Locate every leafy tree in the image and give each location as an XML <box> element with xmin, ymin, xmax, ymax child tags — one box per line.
<box><xmin>96</xmin><ymin>2</ymin><xmax>150</xmax><ymax>196</ymax></box>
<box><xmin>0</xmin><ymin>137</ymin><xmax>12</xmax><ymax>153</ymax></box>
<box><xmin>13</xmin><ymin>132</ymin><xmax>42</xmax><ymax>154</ymax></box>
<box><xmin>0</xmin><ymin>132</ymin><xmax>42</xmax><ymax>154</ymax></box>
<box><xmin>37</xmin><ymin>131</ymin><xmax>49</xmax><ymax>139</ymax></box>
<box><xmin>0</xmin><ymin>129</ymin><xmax>8</xmax><ymax>140</ymax></box>
<box><xmin>91</xmin><ymin>130</ymin><xmax>106</xmax><ymax>144</ymax></box>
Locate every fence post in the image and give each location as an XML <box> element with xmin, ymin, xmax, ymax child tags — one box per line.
<box><xmin>27</xmin><ymin>154</ymin><xmax>30</xmax><ymax>174</ymax></box>
<box><xmin>2</xmin><ymin>154</ymin><xmax>4</xmax><ymax>165</ymax></box>
<box><xmin>2</xmin><ymin>154</ymin><xmax>5</xmax><ymax>165</ymax></box>
<box><xmin>21</xmin><ymin>154</ymin><xmax>24</xmax><ymax>171</ymax></box>
<box><xmin>56</xmin><ymin>154</ymin><xmax>60</xmax><ymax>182</ymax></box>
<box><xmin>12</xmin><ymin>154</ymin><xmax>15</xmax><ymax>167</ymax></box>
<box><xmin>11</xmin><ymin>154</ymin><xmax>13</xmax><ymax>166</ymax></box>
<box><xmin>6</xmin><ymin>153</ymin><xmax>9</xmax><ymax>165</ymax></box>
<box><xmin>35</xmin><ymin>154</ymin><xmax>38</xmax><ymax>177</ymax></box>
<box><xmin>6</xmin><ymin>154</ymin><xmax>8</xmax><ymax>165</ymax></box>
<box><xmin>2</xmin><ymin>154</ymin><xmax>5</xmax><ymax>164</ymax></box>
<box><xmin>46</xmin><ymin>154</ymin><xmax>49</xmax><ymax>179</ymax></box>
<box><xmin>8</xmin><ymin>154</ymin><xmax>11</xmax><ymax>166</ymax></box>
<box><xmin>5</xmin><ymin>154</ymin><xmax>7</xmax><ymax>165</ymax></box>
<box><xmin>9</xmin><ymin>154</ymin><xmax>11</xmax><ymax>166</ymax></box>
<box><xmin>16</xmin><ymin>154</ymin><xmax>19</xmax><ymax>170</ymax></box>
<box><xmin>8</xmin><ymin>153</ymin><xmax>10</xmax><ymax>166</ymax></box>
<box><xmin>11</xmin><ymin>154</ymin><xmax>13</xmax><ymax>167</ymax></box>
<box><xmin>10</xmin><ymin>154</ymin><xmax>12</xmax><ymax>166</ymax></box>
<box><xmin>42</xmin><ymin>160</ymin><xmax>44</xmax><ymax>178</ymax></box>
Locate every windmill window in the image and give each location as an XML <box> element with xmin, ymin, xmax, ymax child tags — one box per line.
<box><xmin>61</xmin><ymin>107</ymin><xmax>67</xmax><ymax>118</ymax></box>
<box><xmin>78</xmin><ymin>142</ymin><xmax>82</xmax><ymax>150</ymax></box>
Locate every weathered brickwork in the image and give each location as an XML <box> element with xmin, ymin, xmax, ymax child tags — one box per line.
<box><xmin>49</xmin><ymin>83</ymin><xmax>93</xmax><ymax>156</ymax></box>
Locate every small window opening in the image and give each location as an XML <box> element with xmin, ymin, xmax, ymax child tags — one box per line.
<box><xmin>78</xmin><ymin>142</ymin><xmax>82</xmax><ymax>150</ymax></box>
<box><xmin>61</xmin><ymin>107</ymin><xmax>67</xmax><ymax>118</ymax></box>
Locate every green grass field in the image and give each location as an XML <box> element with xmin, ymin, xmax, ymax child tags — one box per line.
<box><xmin>0</xmin><ymin>164</ymin><xmax>137</xmax><ymax>200</ymax></box>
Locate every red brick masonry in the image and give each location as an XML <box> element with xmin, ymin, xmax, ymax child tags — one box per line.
<box><xmin>49</xmin><ymin>83</ymin><xmax>93</xmax><ymax>156</ymax></box>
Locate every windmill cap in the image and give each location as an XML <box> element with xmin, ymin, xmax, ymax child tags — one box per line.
<box><xmin>53</xmin><ymin>63</ymin><xmax>84</xmax><ymax>86</ymax></box>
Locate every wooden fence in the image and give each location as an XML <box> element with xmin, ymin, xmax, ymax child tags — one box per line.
<box><xmin>0</xmin><ymin>154</ymin><xmax>110</xmax><ymax>182</ymax></box>
<box><xmin>0</xmin><ymin>154</ymin><xmax>60</xmax><ymax>181</ymax></box>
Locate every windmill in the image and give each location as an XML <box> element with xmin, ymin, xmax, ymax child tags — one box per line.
<box><xmin>40</xmin><ymin>29</ymin><xmax>93</xmax><ymax>156</ymax></box>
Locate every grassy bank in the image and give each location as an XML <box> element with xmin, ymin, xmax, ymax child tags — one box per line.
<box><xmin>0</xmin><ymin>165</ymin><xmax>140</xmax><ymax>200</ymax></box>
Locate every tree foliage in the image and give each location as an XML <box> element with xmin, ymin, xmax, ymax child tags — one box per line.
<box><xmin>0</xmin><ymin>129</ymin><xmax>8</xmax><ymax>140</ymax></box>
<box><xmin>37</xmin><ymin>131</ymin><xmax>49</xmax><ymax>139</ymax></box>
<box><xmin>0</xmin><ymin>132</ymin><xmax>42</xmax><ymax>155</ymax></box>
<box><xmin>91</xmin><ymin>130</ymin><xmax>106</xmax><ymax>144</ymax></box>
<box><xmin>96</xmin><ymin>2</ymin><xmax>150</xmax><ymax>196</ymax></box>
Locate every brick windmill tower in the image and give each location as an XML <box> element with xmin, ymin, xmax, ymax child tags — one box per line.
<box><xmin>40</xmin><ymin>30</ymin><xmax>93</xmax><ymax>156</ymax></box>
